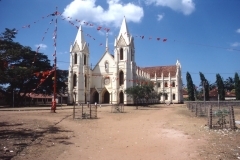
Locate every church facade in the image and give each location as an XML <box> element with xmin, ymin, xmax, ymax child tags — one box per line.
<box><xmin>67</xmin><ymin>17</ymin><xmax>183</xmax><ymax>105</ymax></box>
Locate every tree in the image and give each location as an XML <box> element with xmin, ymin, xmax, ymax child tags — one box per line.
<box><xmin>216</xmin><ymin>74</ymin><xmax>225</xmax><ymax>101</ymax></box>
<box><xmin>186</xmin><ymin>72</ymin><xmax>195</xmax><ymax>101</ymax></box>
<box><xmin>234</xmin><ymin>73</ymin><xmax>240</xmax><ymax>100</ymax></box>
<box><xmin>0</xmin><ymin>28</ymin><xmax>67</xmax><ymax>106</ymax></box>
<box><xmin>224</xmin><ymin>77</ymin><xmax>235</xmax><ymax>92</ymax></box>
<box><xmin>125</xmin><ymin>83</ymin><xmax>155</xmax><ymax>109</ymax></box>
<box><xmin>199</xmin><ymin>72</ymin><xmax>209</xmax><ymax>101</ymax></box>
<box><xmin>125</xmin><ymin>85</ymin><xmax>142</xmax><ymax>109</ymax></box>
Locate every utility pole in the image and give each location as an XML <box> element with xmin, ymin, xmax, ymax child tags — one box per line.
<box><xmin>51</xmin><ymin>6</ymin><xmax>58</xmax><ymax>113</ymax></box>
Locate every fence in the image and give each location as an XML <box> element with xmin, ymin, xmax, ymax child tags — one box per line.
<box><xmin>111</xmin><ymin>103</ymin><xmax>124</xmax><ymax>113</ymax></box>
<box><xmin>73</xmin><ymin>103</ymin><xmax>98</xmax><ymax>119</ymax></box>
<box><xmin>185</xmin><ymin>101</ymin><xmax>240</xmax><ymax>130</ymax></box>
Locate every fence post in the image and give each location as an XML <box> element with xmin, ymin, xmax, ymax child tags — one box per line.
<box><xmin>82</xmin><ymin>103</ymin><xmax>83</xmax><ymax>118</ymax></box>
<box><xmin>195</xmin><ymin>104</ymin><xmax>198</xmax><ymax>117</ymax></box>
<box><xmin>229</xmin><ymin>106</ymin><xmax>236</xmax><ymax>130</ymax></box>
<box><xmin>208</xmin><ymin>105</ymin><xmax>212</xmax><ymax>129</ymax></box>
<box><xmin>90</xmin><ymin>104</ymin><xmax>92</xmax><ymax>119</ymax></box>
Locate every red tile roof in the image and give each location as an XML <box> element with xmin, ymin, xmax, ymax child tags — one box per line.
<box><xmin>209</xmin><ymin>88</ymin><xmax>235</xmax><ymax>97</ymax></box>
<box><xmin>141</xmin><ymin>65</ymin><xmax>177</xmax><ymax>78</ymax></box>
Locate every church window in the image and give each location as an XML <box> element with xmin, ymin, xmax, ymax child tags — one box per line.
<box><xmin>173</xmin><ymin>94</ymin><xmax>176</xmax><ymax>100</ymax></box>
<box><xmin>119</xmin><ymin>71</ymin><xmax>124</xmax><ymax>86</ymax></box>
<box><xmin>165</xmin><ymin>94</ymin><xmax>168</xmax><ymax>100</ymax></box>
<box><xmin>74</xmin><ymin>53</ymin><xmax>77</xmax><ymax>64</ymax></box>
<box><xmin>85</xmin><ymin>74</ymin><xmax>87</xmax><ymax>88</ymax></box>
<box><xmin>73</xmin><ymin>74</ymin><xmax>77</xmax><ymax>88</ymax></box>
<box><xmin>172</xmin><ymin>82</ymin><xmax>175</xmax><ymax>87</ymax></box>
<box><xmin>84</xmin><ymin>54</ymin><xmax>86</xmax><ymax>65</ymax></box>
<box><xmin>165</xmin><ymin>82</ymin><xmax>168</xmax><ymax>87</ymax></box>
<box><xmin>120</xmin><ymin>48</ymin><xmax>123</xmax><ymax>60</ymax></box>
<box><xmin>105</xmin><ymin>62</ymin><xmax>109</xmax><ymax>70</ymax></box>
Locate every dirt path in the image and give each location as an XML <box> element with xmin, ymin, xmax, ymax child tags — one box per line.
<box><xmin>3</xmin><ymin>104</ymin><xmax>240</xmax><ymax>160</ymax></box>
<box><xmin>55</xmin><ymin>105</ymin><xmax>204</xmax><ymax>160</ymax></box>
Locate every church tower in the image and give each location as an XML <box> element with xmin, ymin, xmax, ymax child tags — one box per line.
<box><xmin>68</xmin><ymin>25</ymin><xmax>90</xmax><ymax>104</ymax></box>
<box><xmin>113</xmin><ymin>17</ymin><xmax>136</xmax><ymax>104</ymax></box>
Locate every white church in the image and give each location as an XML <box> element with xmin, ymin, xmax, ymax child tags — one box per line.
<box><xmin>67</xmin><ymin>17</ymin><xmax>183</xmax><ymax>105</ymax></box>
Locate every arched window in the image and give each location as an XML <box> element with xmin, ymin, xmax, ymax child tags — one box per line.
<box><xmin>84</xmin><ymin>54</ymin><xmax>86</xmax><ymax>65</ymax></box>
<box><xmin>74</xmin><ymin>53</ymin><xmax>77</xmax><ymax>64</ymax></box>
<box><xmin>73</xmin><ymin>74</ymin><xmax>77</xmax><ymax>88</ymax></box>
<box><xmin>165</xmin><ymin>82</ymin><xmax>168</xmax><ymax>87</ymax></box>
<box><xmin>172</xmin><ymin>82</ymin><xmax>175</xmax><ymax>87</ymax></box>
<box><xmin>173</xmin><ymin>94</ymin><xmax>175</xmax><ymax>100</ymax></box>
<box><xmin>119</xmin><ymin>71</ymin><xmax>124</xmax><ymax>86</ymax></box>
<box><xmin>105</xmin><ymin>62</ymin><xmax>109</xmax><ymax>71</ymax></box>
<box><xmin>120</xmin><ymin>48</ymin><xmax>123</xmax><ymax>60</ymax></box>
<box><xmin>85</xmin><ymin>74</ymin><xmax>87</xmax><ymax>88</ymax></box>
<box><xmin>165</xmin><ymin>94</ymin><xmax>168</xmax><ymax>100</ymax></box>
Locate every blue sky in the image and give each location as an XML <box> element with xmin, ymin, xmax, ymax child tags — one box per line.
<box><xmin>1</xmin><ymin>0</ymin><xmax>240</xmax><ymax>87</ymax></box>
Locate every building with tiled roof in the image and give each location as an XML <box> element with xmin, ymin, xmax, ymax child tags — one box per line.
<box><xmin>68</xmin><ymin>17</ymin><xmax>183</xmax><ymax>105</ymax></box>
<box><xmin>209</xmin><ymin>88</ymin><xmax>236</xmax><ymax>101</ymax></box>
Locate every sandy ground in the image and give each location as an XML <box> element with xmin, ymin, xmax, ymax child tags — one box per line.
<box><xmin>1</xmin><ymin>104</ymin><xmax>240</xmax><ymax>160</ymax></box>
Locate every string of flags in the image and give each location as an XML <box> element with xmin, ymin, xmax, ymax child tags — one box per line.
<box><xmin>13</xmin><ymin>10</ymin><xmax>168</xmax><ymax>53</ymax></box>
<box><xmin>60</xmin><ymin>15</ymin><xmax>168</xmax><ymax>44</ymax></box>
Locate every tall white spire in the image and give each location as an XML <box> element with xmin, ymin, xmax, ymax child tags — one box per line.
<box><xmin>117</xmin><ymin>16</ymin><xmax>130</xmax><ymax>44</ymax></box>
<box><xmin>74</xmin><ymin>25</ymin><xmax>86</xmax><ymax>50</ymax></box>
<box><xmin>106</xmin><ymin>33</ymin><xmax>108</xmax><ymax>52</ymax></box>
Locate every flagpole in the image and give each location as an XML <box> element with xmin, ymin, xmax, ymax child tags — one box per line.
<box><xmin>51</xmin><ymin>6</ymin><xmax>58</xmax><ymax>113</ymax></box>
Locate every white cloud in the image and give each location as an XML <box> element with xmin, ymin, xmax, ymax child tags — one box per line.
<box><xmin>62</xmin><ymin>0</ymin><xmax>144</xmax><ymax>27</ymax></box>
<box><xmin>145</xmin><ymin>0</ymin><xmax>195</xmax><ymax>15</ymax></box>
<box><xmin>237</xmin><ymin>28</ymin><xmax>240</xmax><ymax>33</ymax></box>
<box><xmin>157</xmin><ymin>14</ymin><xmax>164</xmax><ymax>21</ymax></box>
<box><xmin>231</xmin><ymin>42</ymin><xmax>240</xmax><ymax>47</ymax></box>
<box><xmin>35</xmin><ymin>44</ymin><xmax>47</xmax><ymax>50</ymax></box>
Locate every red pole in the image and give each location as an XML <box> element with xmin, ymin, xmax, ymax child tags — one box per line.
<box><xmin>51</xmin><ymin>7</ymin><xmax>58</xmax><ymax>113</ymax></box>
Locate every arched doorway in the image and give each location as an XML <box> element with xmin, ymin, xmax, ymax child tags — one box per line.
<box><xmin>93</xmin><ymin>91</ymin><xmax>99</xmax><ymax>103</ymax></box>
<box><xmin>119</xmin><ymin>91</ymin><xmax>124</xmax><ymax>103</ymax></box>
<box><xmin>103</xmin><ymin>91</ymin><xmax>110</xmax><ymax>103</ymax></box>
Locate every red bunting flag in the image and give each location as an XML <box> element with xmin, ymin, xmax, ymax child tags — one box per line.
<box><xmin>100</xmin><ymin>43</ymin><xmax>103</xmax><ymax>46</ymax></box>
<box><xmin>163</xmin><ymin>38</ymin><xmax>167</xmax><ymax>42</ymax></box>
<box><xmin>104</xmin><ymin>28</ymin><xmax>110</xmax><ymax>32</ymax></box>
<box><xmin>55</xmin><ymin>11</ymin><xmax>61</xmax><ymax>15</ymax></box>
<box><xmin>157</xmin><ymin>38</ymin><xmax>160</xmax><ymax>41</ymax></box>
<box><xmin>97</xmin><ymin>26</ymin><xmax>102</xmax><ymax>30</ymax></box>
<box><xmin>141</xmin><ymin>36</ymin><xmax>144</xmax><ymax>39</ymax></box>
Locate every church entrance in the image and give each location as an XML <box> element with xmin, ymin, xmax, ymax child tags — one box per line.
<box><xmin>93</xmin><ymin>91</ymin><xmax>99</xmax><ymax>103</ymax></box>
<box><xmin>103</xmin><ymin>91</ymin><xmax>110</xmax><ymax>103</ymax></box>
<box><xmin>119</xmin><ymin>91</ymin><xmax>124</xmax><ymax>103</ymax></box>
